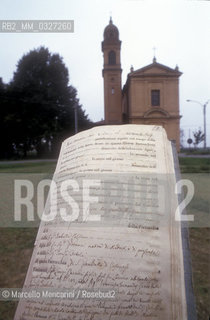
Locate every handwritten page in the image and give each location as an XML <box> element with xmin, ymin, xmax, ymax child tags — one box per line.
<box><xmin>15</xmin><ymin>125</ymin><xmax>187</xmax><ymax>319</ymax></box>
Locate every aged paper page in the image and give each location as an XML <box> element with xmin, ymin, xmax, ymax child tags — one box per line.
<box><xmin>15</xmin><ymin>125</ymin><xmax>187</xmax><ymax>320</ymax></box>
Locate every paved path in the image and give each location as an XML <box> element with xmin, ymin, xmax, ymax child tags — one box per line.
<box><xmin>178</xmin><ymin>153</ymin><xmax>210</xmax><ymax>158</ymax></box>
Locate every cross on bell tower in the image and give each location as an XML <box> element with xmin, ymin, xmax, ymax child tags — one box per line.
<box><xmin>101</xmin><ymin>18</ymin><xmax>122</xmax><ymax>124</ymax></box>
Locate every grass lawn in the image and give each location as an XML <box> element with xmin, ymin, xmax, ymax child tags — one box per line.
<box><xmin>179</xmin><ymin>157</ymin><xmax>210</xmax><ymax>173</ymax></box>
<box><xmin>0</xmin><ymin>161</ymin><xmax>57</xmax><ymax>173</ymax></box>
<box><xmin>0</xmin><ymin>161</ymin><xmax>56</xmax><ymax>320</ymax></box>
<box><xmin>179</xmin><ymin>157</ymin><xmax>210</xmax><ymax>319</ymax></box>
<box><xmin>0</xmin><ymin>159</ymin><xmax>209</xmax><ymax>319</ymax></box>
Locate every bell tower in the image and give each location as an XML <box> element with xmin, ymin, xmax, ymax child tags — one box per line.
<box><xmin>102</xmin><ymin>18</ymin><xmax>122</xmax><ymax>124</ymax></box>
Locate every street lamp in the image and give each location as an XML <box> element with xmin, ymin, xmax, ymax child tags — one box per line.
<box><xmin>186</xmin><ymin>99</ymin><xmax>210</xmax><ymax>149</ymax></box>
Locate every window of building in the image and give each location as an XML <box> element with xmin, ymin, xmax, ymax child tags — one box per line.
<box><xmin>108</xmin><ymin>51</ymin><xmax>116</xmax><ymax>65</ymax></box>
<box><xmin>111</xmin><ymin>87</ymin><xmax>115</xmax><ymax>94</ymax></box>
<box><xmin>151</xmin><ymin>90</ymin><xmax>160</xmax><ymax>106</ymax></box>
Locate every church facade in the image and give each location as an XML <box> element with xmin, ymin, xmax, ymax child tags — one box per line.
<box><xmin>101</xmin><ymin>18</ymin><xmax>182</xmax><ymax>151</ymax></box>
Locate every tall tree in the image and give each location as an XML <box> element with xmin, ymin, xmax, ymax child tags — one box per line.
<box><xmin>9</xmin><ymin>46</ymin><xmax>91</xmax><ymax>157</ymax></box>
<box><xmin>193</xmin><ymin>129</ymin><xmax>205</xmax><ymax>148</ymax></box>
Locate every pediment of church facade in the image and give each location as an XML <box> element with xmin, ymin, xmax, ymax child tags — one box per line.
<box><xmin>130</xmin><ymin>61</ymin><xmax>182</xmax><ymax>78</ymax></box>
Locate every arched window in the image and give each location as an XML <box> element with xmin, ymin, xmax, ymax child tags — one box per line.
<box><xmin>108</xmin><ymin>51</ymin><xmax>116</xmax><ymax>65</ymax></box>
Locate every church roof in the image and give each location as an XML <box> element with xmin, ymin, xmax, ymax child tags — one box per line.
<box><xmin>128</xmin><ymin>58</ymin><xmax>182</xmax><ymax>78</ymax></box>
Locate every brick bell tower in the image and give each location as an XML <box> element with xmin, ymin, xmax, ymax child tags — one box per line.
<box><xmin>102</xmin><ymin>18</ymin><xmax>122</xmax><ymax>124</ymax></box>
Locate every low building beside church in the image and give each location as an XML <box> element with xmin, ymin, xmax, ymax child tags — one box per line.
<box><xmin>101</xmin><ymin>18</ymin><xmax>182</xmax><ymax>151</ymax></box>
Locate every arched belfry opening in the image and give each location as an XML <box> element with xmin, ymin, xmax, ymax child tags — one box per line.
<box><xmin>108</xmin><ymin>51</ymin><xmax>116</xmax><ymax>65</ymax></box>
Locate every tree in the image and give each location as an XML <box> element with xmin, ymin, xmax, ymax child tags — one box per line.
<box><xmin>8</xmin><ymin>46</ymin><xmax>91</xmax><ymax>157</ymax></box>
<box><xmin>0</xmin><ymin>78</ymin><xmax>8</xmax><ymax>158</ymax></box>
<box><xmin>193</xmin><ymin>129</ymin><xmax>205</xmax><ymax>148</ymax></box>
<box><xmin>0</xmin><ymin>79</ymin><xmax>16</xmax><ymax>158</ymax></box>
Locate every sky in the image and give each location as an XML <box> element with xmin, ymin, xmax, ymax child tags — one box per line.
<box><xmin>0</xmin><ymin>0</ymin><xmax>210</xmax><ymax>147</ymax></box>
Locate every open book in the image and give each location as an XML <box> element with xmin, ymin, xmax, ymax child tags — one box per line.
<box><xmin>15</xmin><ymin>125</ymin><xmax>190</xmax><ymax>319</ymax></box>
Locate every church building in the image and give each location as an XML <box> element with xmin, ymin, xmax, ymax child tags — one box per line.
<box><xmin>101</xmin><ymin>18</ymin><xmax>182</xmax><ymax>151</ymax></box>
